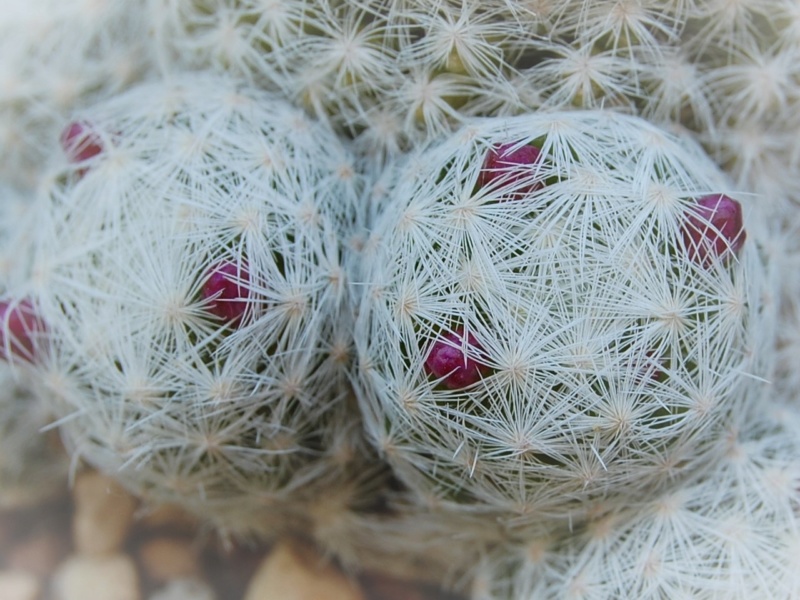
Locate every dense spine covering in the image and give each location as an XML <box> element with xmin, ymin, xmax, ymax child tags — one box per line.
<box><xmin>353</xmin><ymin>111</ymin><xmax>775</xmax><ymax>533</ymax></box>
<box><xmin>14</xmin><ymin>74</ymin><xmax>373</xmax><ymax>537</ymax></box>
<box><xmin>146</xmin><ymin>0</ymin><xmax>800</xmax><ymax>219</ymax></box>
<box><xmin>470</xmin><ymin>400</ymin><xmax>800</xmax><ymax>599</ymax></box>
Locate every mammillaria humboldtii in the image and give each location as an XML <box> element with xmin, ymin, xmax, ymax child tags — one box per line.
<box><xmin>353</xmin><ymin>111</ymin><xmax>776</xmax><ymax>535</ymax></box>
<box><xmin>13</xmin><ymin>73</ymin><xmax>373</xmax><ymax>537</ymax></box>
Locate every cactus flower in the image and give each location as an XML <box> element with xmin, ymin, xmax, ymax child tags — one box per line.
<box><xmin>59</xmin><ymin>121</ymin><xmax>104</xmax><ymax>164</ymax></box>
<box><xmin>202</xmin><ymin>261</ymin><xmax>251</xmax><ymax>325</ymax></box>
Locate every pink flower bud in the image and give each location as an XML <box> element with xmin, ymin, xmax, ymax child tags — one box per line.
<box><xmin>60</xmin><ymin>120</ymin><xmax>104</xmax><ymax>164</ymax></box>
<box><xmin>425</xmin><ymin>328</ymin><xmax>490</xmax><ymax>389</ymax></box>
<box><xmin>631</xmin><ymin>349</ymin><xmax>667</xmax><ymax>384</ymax></box>
<box><xmin>202</xmin><ymin>262</ymin><xmax>251</xmax><ymax>325</ymax></box>
<box><xmin>682</xmin><ymin>194</ymin><xmax>746</xmax><ymax>266</ymax></box>
<box><xmin>478</xmin><ymin>142</ymin><xmax>543</xmax><ymax>197</ymax></box>
<box><xmin>0</xmin><ymin>298</ymin><xmax>47</xmax><ymax>363</ymax></box>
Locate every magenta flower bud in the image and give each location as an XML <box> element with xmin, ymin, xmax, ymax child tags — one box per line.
<box><xmin>682</xmin><ymin>194</ymin><xmax>746</xmax><ymax>266</ymax></box>
<box><xmin>202</xmin><ymin>262</ymin><xmax>251</xmax><ymax>325</ymax></box>
<box><xmin>60</xmin><ymin>120</ymin><xmax>104</xmax><ymax>164</ymax></box>
<box><xmin>478</xmin><ymin>142</ymin><xmax>543</xmax><ymax>197</ymax></box>
<box><xmin>424</xmin><ymin>328</ymin><xmax>490</xmax><ymax>389</ymax></box>
<box><xmin>631</xmin><ymin>349</ymin><xmax>667</xmax><ymax>384</ymax></box>
<box><xmin>0</xmin><ymin>298</ymin><xmax>47</xmax><ymax>363</ymax></box>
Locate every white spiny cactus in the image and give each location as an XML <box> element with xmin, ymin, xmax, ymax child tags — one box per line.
<box><xmin>0</xmin><ymin>0</ymin><xmax>153</xmax><ymax>189</ymax></box>
<box><xmin>10</xmin><ymin>73</ymin><xmax>373</xmax><ymax>537</ymax></box>
<box><xmin>353</xmin><ymin>111</ymin><xmax>775</xmax><ymax>533</ymax></box>
<box><xmin>470</xmin><ymin>399</ymin><xmax>800</xmax><ymax>600</ymax></box>
<box><xmin>147</xmin><ymin>0</ymin><xmax>531</xmax><ymax>157</ymax></box>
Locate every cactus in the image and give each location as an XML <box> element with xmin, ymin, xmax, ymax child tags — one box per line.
<box><xmin>0</xmin><ymin>183</ymin><xmax>67</xmax><ymax>508</ymax></box>
<box><xmin>470</xmin><ymin>399</ymin><xmax>800</xmax><ymax>599</ymax></box>
<box><xmin>14</xmin><ymin>73</ymin><xmax>374</xmax><ymax>537</ymax></box>
<box><xmin>0</xmin><ymin>0</ymin><xmax>153</xmax><ymax>189</ymax></box>
<box><xmin>147</xmin><ymin>0</ymin><xmax>531</xmax><ymax>157</ymax></box>
<box><xmin>353</xmin><ymin>111</ymin><xmax>775</xmax><ymax>533</ymax></box>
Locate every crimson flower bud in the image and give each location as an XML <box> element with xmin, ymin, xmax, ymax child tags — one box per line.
<box><xmin>60</xmin><ymin>120</ymin><xmax>104</xmax><ymax>164</ymax></box>
<box><xmin>425</xmin><ymin>328</ymin><xmax>490</xmax><ymax>389</ymax></box>
<box><xmin>682</xmin><ymin>194</ymin><xmax>746</xmax><ymax>266</ymax></box>
<box><xmin>202</xmin><ymin>262</ymin><xmax>251</xmax><ymax>325</ymax></box>
<box><xmin>478</xmin><ymin>142</ymin><xmax>543</xmax><ymax>197</ymax></box>
<box><xmin>0</xmin><ymin>298</ymin><xmax>47</xmax><ymax>363</ymax></box>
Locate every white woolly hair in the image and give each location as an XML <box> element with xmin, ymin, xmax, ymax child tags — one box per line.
<box><xmin>0</xmin><ymin>0</ymin><xmax>153</xmax><ymax>189</ymax></box>
<box><xmin>470</xmin><ymin>399</ymin><xmax>800</xmax><ymax>600</ymax></box>
<box><xmin>20</xmin><ymin>73</ymin><xmax>371</xmax><ymax>536</ymax></box>
<box><xmin>353</xmin><ymin>111</ymin><xmax>776</xmax><ymax>531</ymax></box>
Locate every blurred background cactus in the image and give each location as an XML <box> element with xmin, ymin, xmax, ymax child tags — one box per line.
<box><xmin>0</xmin><ymin>0</ymin><xmax>152</xmax><ymax>190</ymax></box>
<box><xmin>0</xmin><ymin>183</ymin><xmax>68</xmax><ymax>509</ymax></box>
<box><xmin>470</xmin><ymin>399</ymin><xmax>800</xmax><ymax>599</ymax></box>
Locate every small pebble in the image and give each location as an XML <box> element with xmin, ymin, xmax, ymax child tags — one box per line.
<box><xmin>244</xmin><ymin>540</ymin><xmax>365</xmax><ymax>600</ymax></box>
<box><xmin>148</xmin><ymin>577</ymin><xmax>216</xmax><ymax>600</ymax></box>
<box><xmin>52</xmin><ymin>554</ymin><xmax>141</xmax><ymax>600</ymax></box>
<box><xmin>72</xmin><ymin>471</ymin><xmax>137</xmax><ymax>556</ymax></box>
<box><xmin>7</xmin><ymin>530</ymin><xmax>68</xmax><ymax>578</ymax></box>
<box><xmin>0</xmin><ymin>571</ymin><xmax>41</xmax><ymax>600</ymax></box>
<box><xmin>139</xmin><ymin>537</ymin><xmax>198</xmax><ymax>583</ymax></box>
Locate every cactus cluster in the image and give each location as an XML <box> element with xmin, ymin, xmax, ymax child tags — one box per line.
<box><xmin>0</xmin><ymin>1</ymin><xmax>799</xmax><ymax>598</ymax></box>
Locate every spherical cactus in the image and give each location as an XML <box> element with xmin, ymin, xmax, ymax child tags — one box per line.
<box><xmin>353</xmin><ymin>111</ymin><xmax>776</xmax><ymax>532</ymax></box>
<box><xmin>21</xmin><ymin>73</ymin><xmax>373</xmax><ymax>537</ymax></box>
<box><xmin>0</xmin><ymin>0</ymin><xmax>152</xmax><ymax>189</ymax></box>
<box><xmin>470</xmin><ymin>399</ymin><xmax>800</xmax><ymax>600</ymax></box>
